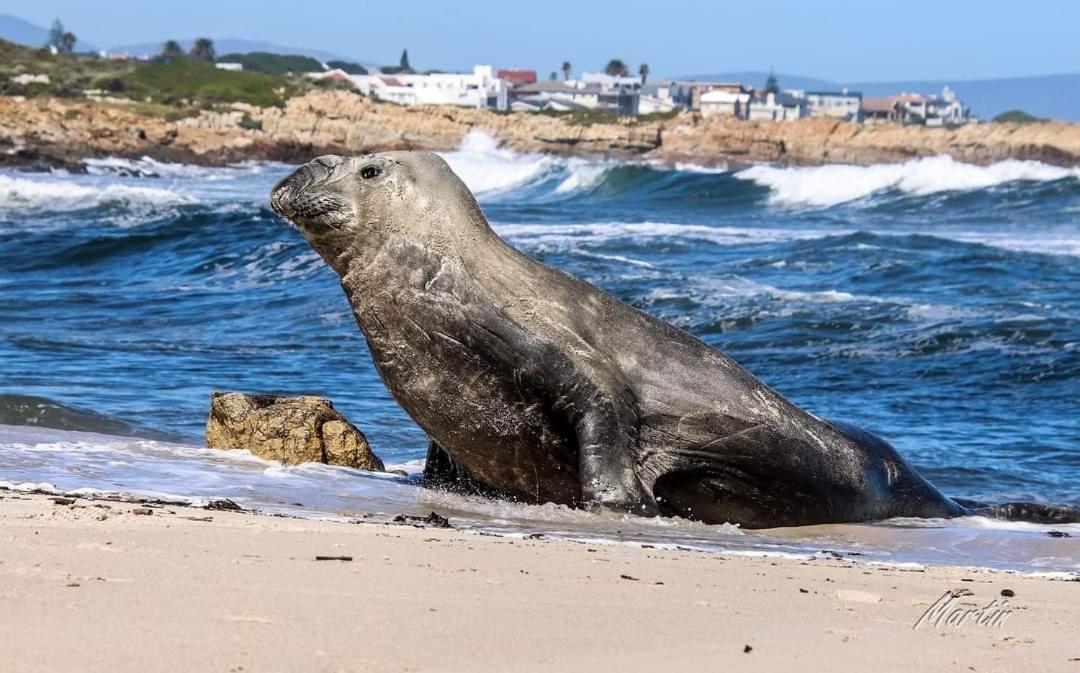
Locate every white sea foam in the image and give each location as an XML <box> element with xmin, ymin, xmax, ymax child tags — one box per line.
<box><xmin>647</xmin><ymin>275</ymin><xmax>866</xmax><ymax>307</ymax></box>
<box><xmin>737</xmin><ymin>155</ymin><xmax>1080</xmax><ymax>208</ymax></box>
<box><xmin>494</xmin><ymin>221</ymin><xmax>839</xmax><ymax>247</ymax></box>
<box><xmin>0</xmin><ymin>174</ymin><xmax>195</xmax><ymax>214</ymax></box>
<box><xmin>438</xmin><ymin>130</ymin><xmax>557</xmax><ymax>195</ymax></box>
<box><xmin>1</xmin><ymin>423</ymin><xmax>1077</xmax><ymax>572</ymax></box>
<box><xmin>85</xmin><ymin>156</ymin><xmax>274</xmax><ymax>180</ymax></box>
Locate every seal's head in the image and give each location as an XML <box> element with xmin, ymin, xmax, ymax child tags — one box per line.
<box><xmin>270</xmin><ymin>151</ymin><xmax>486</xmax><ymax>270</ymax></box>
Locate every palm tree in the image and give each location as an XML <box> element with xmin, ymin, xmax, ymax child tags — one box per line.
<box><xmin>604</xmin><ymin>59</ymin><xmax>629</xmax><ymax>77</ymax></box>
<box><xmin>189</xmin><ymin>37</ymin><xmax>215</xmax><ymax>62</ymax></box>
<box><xmin>638</xmin><ymin>63</ymin><xmax>649</xmax><ymax>84</ymax></box>
<box><xmin>561</xmin><ymin>61</ymin><xmax>572</xmax><ymax>80</ymax></box>
<box><xmin>160</xmin><ymin>40</ymin><xmax>184</xmax><ymax>61</ymax></box>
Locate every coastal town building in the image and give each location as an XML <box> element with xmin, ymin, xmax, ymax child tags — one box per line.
<box><xmin>863</xmin><ymin>88</ymin><xmax>972</xmax><ymax>126</ymax></box>
<box><xmin>925</xmin><ymin>86</ymin><xmax>971</xmax><ymax>125</ymax></box>
<box><xmin>326</xmin><ymin>65</ymin><xmax>509</xmax><ymax>111</ymax></box>
<box><xmin>747</xmin><ymin>91</ymin><xmax>806</xmax><ymax>121</ymax></box>
<box><xmin>667</xmin><ymin>81</ymin><xmax>745</xmax><ymax>110</ymax></box>
<box><xmin>798</xmin><ymin>89</ymin><xmax>863</xmax><ymax>122</ymax></box>
<box><xmin>700</xmin><ymin>88</ymin><xmax>751</xmax><ymax>118</ymax></box>
<box><xmin>580</xmin><ymin>72</ymin><xmax>643</xmax><ymax>89</ymax></box>
<box><xmin>508</xmin><ymin>81</ymin><xmax>599</xmax><ymax>111</ymax></box>
<box><xmin>497</xmin><ymin>69</ymin><xmax>537</xmax><ymax>86</ymax></box>
<box><xmin>507</xmin><ymin>75</ymin><xmax>641</xmax><ymax>115</ymax></box>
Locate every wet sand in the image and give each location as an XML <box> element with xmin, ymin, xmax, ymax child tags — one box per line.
<box><xmin>1</xmin><ymin>491</ymin><xmax>1077</xmax><ymax>673</ymax></box>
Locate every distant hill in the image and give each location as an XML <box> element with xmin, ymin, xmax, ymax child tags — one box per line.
<box><xmin>681</xmin><ymin>70</ymin><xmax>1080</xmax><ymax>122</ymax></box>
<box><xmin>108</xmin><ymin>38</ymin><xmax>368</xmax><ymax>67</ymax></box>
<box><xmin>0</xmin><ymin>13</ymin><xmax>99</xmax><ymax>52</ymax></box>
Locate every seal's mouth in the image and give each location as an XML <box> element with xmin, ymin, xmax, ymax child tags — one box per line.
<box><xmin>270</xmin><ymin>162</ymin><xmax>323</xmax><ymax>218</ymax></box>
<box><xmin>270</xmin><ymin>159</ymin><xmax>349</xmax><ymax>230</ymax></box>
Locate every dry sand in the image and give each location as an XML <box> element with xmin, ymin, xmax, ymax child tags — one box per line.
<box><xmin>1</xmin><ymin>491</ymin><xmax>1077</xmax><ymax>673</ymax></box>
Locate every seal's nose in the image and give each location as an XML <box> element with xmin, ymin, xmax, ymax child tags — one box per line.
<box><xmin>271</xmin><ymin>158</ymin><xmax>341</xmax><ymax>217</ymax></box>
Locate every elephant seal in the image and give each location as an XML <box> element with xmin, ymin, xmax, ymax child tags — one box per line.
<box><xmin>270</xmin><ymin>152</ymin><xmax>1078</xmax><ymax>528</ymax></box>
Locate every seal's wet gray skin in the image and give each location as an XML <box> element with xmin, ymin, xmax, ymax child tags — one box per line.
<box><xmin>270</xmin><ymin>152</ymin><xmax>1073</xmax><ymax>528</ymax></box>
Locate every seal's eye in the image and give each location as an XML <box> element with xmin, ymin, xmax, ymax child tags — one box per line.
<box><xmin>360</xmin><ymin>165</ymin><xmax>381</xmax><ymax>180</ymax></box>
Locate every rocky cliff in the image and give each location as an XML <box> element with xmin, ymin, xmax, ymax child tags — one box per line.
<box><xmin>2</xmin><ymin>91</ymin><xmax>1078</xmax><ymax>169</ymax></box>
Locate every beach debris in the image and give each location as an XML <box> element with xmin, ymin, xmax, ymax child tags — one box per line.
<box><xmin>1046</xmin><ymin>530</ymin><xmax>1070</xmax><ymax>538</ymax></box>
<box><xmin>388</xmin><ymin>469</ymin><xmax>409</xmax><ymax>477</ymax></box>
<box><xmin>620</xmin><ymin>574</ymin><xmax>639</xmax><ymax>582</ymax></box>
<box><xmin>314</xmin><ymin>555</ymin><xmax>353</xmax><ymax>562</ymax></box>
<box><xmin>799</xmin><ymin>588</ymin><xmax>809</xmax><ymax>593</ymax></box>
<box><xmin>524</xmin><ymin>533</ymin><xmax>544</xmax><ymax>540</ymax></box>
<box><xmin>131</xmin><ymin>507</ymin><xmax>154</xmax><ymax>516</ymax></box>
<box><xmin>392</xmin><ymin>511</ymin><xmax>453</xmax><ymax>528</ymax></box>
<box><xmin>206</xmin><ymin>391</ymin><xmax>384</xmax><ymax>471</ymax></box>
<box><xmin>181</xmin><ymin>515</ymin><xmax>214</xmax><ymax>522</ymax></box>
<box><xmin>949</xmin><ymin>588</ymin><xmax>975</xmax><ymax>598</ymax></box>
<box><xmin>743</xmin><ymin>645</ymin><xmax>753</xmax><ymax>654</ymax></box>
<box><xmin>1001</xmin><ymin>589</ymin><xmax>1015</xmax><ymax>597</ymax></box>
<box><xmin>205</xmin><ymin>499</ymin><xmax>243</xmax><ymax>512</ymax></box>
<box><xmin>49</xmin><ymin>497</ymin><xmax>76</xmax><ymax>506</ymax></box>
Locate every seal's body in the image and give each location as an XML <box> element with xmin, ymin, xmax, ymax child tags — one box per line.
<box><xmin>270</xmin><ymin>152</ymin><xmax>1074</xmax><ymax>528</ymax></box>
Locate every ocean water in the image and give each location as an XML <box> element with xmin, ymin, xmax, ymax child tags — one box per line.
<box><xmin>1</xmin><ymin>131</ymin><xmax>1078</xmax><ymax>572</ymax></box>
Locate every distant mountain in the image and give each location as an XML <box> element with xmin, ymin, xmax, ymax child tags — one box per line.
<box><xmin>0</xmin><ymin>13</ymin><xmax>99</xmax><ymax>52</ymax></box>
<box><xmin>108</xmin><ymin>38</ymin><xmax>369</xmax><ymax>67</ymax></box>
<box><xmin>680</xmin><ymin>70</ymin><xmax>1080</xmax><ymax>122</ymax></box>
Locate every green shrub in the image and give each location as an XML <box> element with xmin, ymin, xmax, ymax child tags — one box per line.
<box><xmin>124</xmin><ymin>59</ymin><xmax>288</xmax><ymax>107</ymax></box>
<box><xmin>992</xmin><ymin>109</ymin><xmax>1043</xmax><ymax>124</ymax></box>
<box><xmin>217</xmin><ymin>52</ymin><xmax>323</xmax><ymax>76</ymax></box>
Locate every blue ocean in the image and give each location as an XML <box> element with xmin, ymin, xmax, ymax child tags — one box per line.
<box><xmin>2</xmin><ymin>132</ymin><xmax>1078</xmax><ymax>571</ymax></box>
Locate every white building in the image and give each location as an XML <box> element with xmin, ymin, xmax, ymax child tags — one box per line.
<box><xmin>638</xmin><ymin>81</ymin><xmax>678</xmax><ymax>114</ymax></box>
<box><xmin>215</xmin><ymin>62</ymin><xmax>243</xmax><ymax>72</ymax></box>
<box><xmin>800</xmin><ymin>89</ymin><xmax>863</xmax><ymax>122</ymax></box>
<box><xmin>580</xmin><ymin>72</ymin><xmax>643</xmax><ymax>89</ymax></box>
<box><xmin>747</xmin><ymin>92</ymin><xmax>806</xmax><ymax>121</ymax></box>
<box><xmin>700</xmin><ymin>89</ymin><xmax>751</xmax><ymax>118</ymax></box>
<box><xmin>330</xmin><ymin>65</ymin><xmax>509</xmax><ymax>111</ymax></box>
<box><xmin>508</xmin><ymin>81</ymin><xmax>600</xmax><ymax>111</ymax></box>
<box><xmin>926</xmin><ymin>87</ymin><xmax>972</xmax><ymax>126</ymax></box>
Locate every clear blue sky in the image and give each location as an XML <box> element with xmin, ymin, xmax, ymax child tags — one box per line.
<box><xmin>6</xmin><ymin>0</ymin><xmax>1079</xmax><ymax>81</ymax></box>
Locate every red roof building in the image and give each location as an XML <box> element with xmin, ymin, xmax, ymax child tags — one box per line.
<box><xmin>497</xmin><ymin>69</ymin><xmax>538</xmax><ymax>85</ymax></box>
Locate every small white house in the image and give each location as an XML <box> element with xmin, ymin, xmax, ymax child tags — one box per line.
<box><xmin>748</xmin><ymin>92</ymin><xmax>806</xmax><ymax>121</ymax></box>
<box><xmin>925</xmin><ymin>87</ymin><xmax>972</xmax><ymax>126</ymax></box>
<box><xmin>802</xmin><ymin>89</ymin><xmax>863</xmax><ymax>122</ymax></box>
<box><xmin>700</xmin><ymin>89</ymin><xmax>751</xmax><ymax>118</ymax></box>
<box><xmin>215</xmin><ymin>63</ymin><xmax>243</xmax><ymax>72</ymax></box>
<box><xmin>341</xmin><ymin>65</ymin><xmax>508</xmax><ymax>111</ymax></box>
<box><xmin>580</xmin><ymin>72</ymin><xmax>642</xmax><ymax>89</ymax></box>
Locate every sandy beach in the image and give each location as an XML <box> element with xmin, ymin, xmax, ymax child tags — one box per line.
<box><xmin>1</xmin><ymin>491</ymin><xmax>1076</xmax><ymax>673</ymax></box>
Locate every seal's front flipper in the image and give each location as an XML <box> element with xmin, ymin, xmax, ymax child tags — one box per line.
<box><xmin>576</xmin><ymin>400</ymin><xmax>658</xmax><ymax>516</ymax></box>
<box><xmin>421</xmin><ymin>439</ymin><xmax>499</xmax><ymax>497</ymax></box>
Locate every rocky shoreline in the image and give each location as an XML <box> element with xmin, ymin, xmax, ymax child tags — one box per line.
<box><xmin>2</xmin><ymin>90</ymin><xmax>1079</xmax><ymax>170</ymax></box>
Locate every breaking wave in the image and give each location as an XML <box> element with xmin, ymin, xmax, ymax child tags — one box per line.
<box><xmin>438</xmin><ymin>132</ymin><xmax>1080</xmax><ymax>214</ymax></box>
<box><xmin>736</xmin><ymin>155</ymin><xmax>1080</xmax><ymax>208</ymax></box>
<box><xmin>0</xmin><ymin>174</ymin><xmax>194</xmax><ymax>214</ymax></box>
